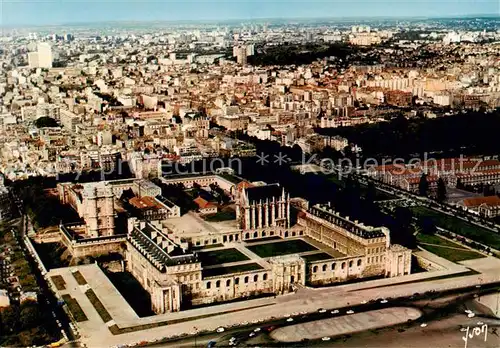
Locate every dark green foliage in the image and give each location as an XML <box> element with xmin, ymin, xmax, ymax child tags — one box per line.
<box><xmin>0</xmin><ymin>301</ymin><xmax>57</xmax><ymax>347</ymax></box>
<box><xmin>419</xmin><ymin>174</ymin><xmax>429</xmax><ymax>197</ymax></box>
<box><xmin>32</xmin><ymin>242</ymin><xmax>69</xmax><ymax>270</ymax></box>
<box><xmin>316</xmin><ymin>111</ymin><xmax>500</xmax><ymax>159</ymax></box>
<box><xmin>419</xmin><ymin>217</ymin><xmax>437</xmax><ymax>235</ymax></box>
<box><xmin>209</xmin><ymin>183</ymin><xmax>230</xmax><ymax>205</ymax></box>
<box><xmin>62</xmin><ymin>295</ymin><xmax>88</xmax><ymax>322</ymax></box>
<box><xmin>437</xmin><ymin>178</ymin><xmax>447</xmax><ymax>202</ymax></box>
<box><xmin>247</xmin><ymin>43</ymin><xmax>363</xmax><ymax>66</ymax></box>
<box><xmin>15</xmin><ymin>181</ymin><xmax>81</xmax><ymax>229</ymax></box>
<box><xmin>85</xmin><ymin>289</ymin><xmax>112</xmax><ymax>323</ymax></box>
<box><xmin>34</xmin><ymin>116</ymin><xmax>58</xmax><ymax>128</ymax></box>
<box><xmin>393</xmin><ymin>207</ymin><xmax>417</xmax><ymax>248</ymax></box>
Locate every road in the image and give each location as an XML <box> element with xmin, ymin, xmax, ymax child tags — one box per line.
<box><xmin>316</xmin><ymin>159</ymin><xmax>500</xmax><ymax>245</ymax></box>
<box><xmin>147</xmin><ymin>285</ymin><xmax>500</xmax><ymax>348</ymax></box>
<box><xmin>10</xmin><ymin>190</ymin><xmax>77</xmax><ymax>346</ymax></box>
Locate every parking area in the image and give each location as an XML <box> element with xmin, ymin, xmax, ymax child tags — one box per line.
<box><xmin>270</xmin><ymin>307</ymin><xmax>422</xmax><ymax>342</ymax></box>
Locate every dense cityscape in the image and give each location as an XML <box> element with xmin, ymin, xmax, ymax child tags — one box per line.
<box><xmin>0</xmin><ymin>4</ymin><xmax>500</xmax><ymax>348</ymax></box>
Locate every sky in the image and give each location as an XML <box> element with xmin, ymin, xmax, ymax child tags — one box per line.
<box><xmin>0</xmin><ymin>0</ymin><xmax>499</xmax><ymax>26</ymax></box>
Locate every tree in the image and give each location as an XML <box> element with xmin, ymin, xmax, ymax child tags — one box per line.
<box><xmin>290</xmin><ymin>144</ymin><xmax>303</xmax><ymax>162</ymax></box>
<box><xmin>418</xmin><ymin>173</ymin><xmax>429</xmax><ymax>197</ymax></box>
<box><xmin>365</xmin><ymin>181</ymin><xmax>376</xmax><ymax>204</ymax></box>
<box><xmin>419</xmin><ymin>217</ymin><xmax>437</xmax><ymax>235</ymax></box>
<box><xmin>343</xmin><ymin>145</ymin><xmax>353</xmax><ymax>159</ymax></box>
<box><xmin>437</xmin><ymin>178</ymin><xmax>447</xmax><ymax>202</ymax></box>
<box><xmin>34</xmin><ymin>116</ymin><xmax>58</xmax><ymax>128</ymax></box>
<box><xmin>0</xmin><ymin>306</ymin><xmax>18</xmax><ymax>333</ymax></box>
<box><xmin>19</xmin><ymin>302</ymin><xmax>41</xmax><ymax>330</ymax></box>
<box><xmin>393</xmin><ymin>207</ymin><xmax>416</xmax><ymax>248</ymax></box>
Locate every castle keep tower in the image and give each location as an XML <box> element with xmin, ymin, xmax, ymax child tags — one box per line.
<box><xmin>82</xmin><ymin>183</ymin><xmax>116</xmax><ymax>237</ymax></box>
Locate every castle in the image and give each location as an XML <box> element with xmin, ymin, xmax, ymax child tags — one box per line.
<box><xmin>53</xmin><ymin>174</ymin><xmax>412</xmax><ymax>313</ymax></box>
<box><xmin>237</xmin><ymin>183</ymin><xmax>291</xmax><ymax>230</ymax></box>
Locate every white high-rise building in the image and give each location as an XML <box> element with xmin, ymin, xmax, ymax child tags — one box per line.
<box><xmin>37</xmin><ymin>42</ymin><xmax>53</xmax><ymax>68</ymax></box>
<box><xmin>246</xmin><ymin>44</ymin><xmax>255</xmax><ymax>56</ymax></box>
<box><xmin>29</xmin><ymin>42</ymin><xmax>53</xmax><ymax>69</ymax></box>
<box><xmin>28</xmin><ymin>52</ymin><xmax>39</xmax><ymax>69</ymax></box>
<box><xmin>233</xmin><ymin>44</ymin><xmax>255</xmax><ymax>66</ymax></box>
<box><xmin>236</xmin><ymin>47</ymin><xmax>247</xmax><ymax>65</ymax></box>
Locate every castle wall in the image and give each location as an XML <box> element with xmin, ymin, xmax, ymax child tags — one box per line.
<box><xmin>194</xmin><ymin>270</ymin><xmax>274</xmax><ymax>306</ymax></box>
<box><xmin>306</xmin><ymin>256</ymin><xmax>384</xmax><ymax>285</ymax></box>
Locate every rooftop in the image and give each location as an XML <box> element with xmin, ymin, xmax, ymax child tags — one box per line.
<box><xmin>310</xmin><ymin>204</ymin><xmax>387</xmax><ymax>239</ymax></box>
<box><xmin>246</xmin><ymin>184</ymin><xmax>283</xmax><ymax>203</ymax></box>
<box><xmin>129</xmin><ymin>196</ymin><xmax>162</xmax><ymax>210</ymax></box>
<box><xmin>463</xmin><ymin>195</ymin><xmax>500</xmax><ymax>208</ymax></box>
<box><xmin>163</xmin><ymin>212</ymin><xmax>239</xmax><ymax>236</ymax></box>
<box><xmin>128</xmin><ymin>223</ymin><xmax>197</xmax><ymax>271</ymax></box>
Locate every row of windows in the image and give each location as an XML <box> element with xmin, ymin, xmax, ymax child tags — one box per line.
<box><xmin>178</xmin><ymin>273</ymin><xmax>200</xmax><ymax>282</ymax></box>
<box><xmin>244</xmin><ymin>231</ymin><xmax>275</xmax><ymax>239</ymax></box>
<box><xmin>283</xmin><ymin>231</ymin><xmax>304</xmax><ymax>238</ymax></box>
<box><xmin>195</xmin><ymin>238</ymin><xmax>219</xmax><ymax>246</ymax></box>
<box><xmin>242</xmin><ymin>230</ymin><xmax>305</xmax><ymax>240</ymax></box>
<box><xmin>368</xmin><ymin>246</ymin><xmax>386</xmax><ymax>254</ymax></box>
<box><xmin>312</xmin><ymin>259</ymin><xmax>362</xmax><ymax>273</ymax></box>
<box><xmin>368</xmin><ymin>238</ymin><xmax>385</xmax><ymax>244</ymax></box>
<box><xmin>173</xmin><ymin>263</ymin><xmax>198</xmax><ymax>271</ymax></box>
<box><xmin>222</xmin><ymin>234</ymin><xmax>239</xmax><ymax>242</ymax></box>
<box><xmin>206</xmin><ymin>273</ymin><xmax>268</xmax><ymax>289</ymax></box>
<box><xmin>368</xmin><ymin>256</ymin><xmax>384</xmax><ymax>264</ymax></box>
<box><xmin>186</xmin><ymin>283</ymin><xmax>200</xmax><ymax>290</ymax></box>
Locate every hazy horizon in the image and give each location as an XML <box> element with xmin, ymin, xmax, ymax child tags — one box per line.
<box><xmin>0</xmin><ymin>0</ymin><xmax>499</xmax><ymax>27</ymax></box>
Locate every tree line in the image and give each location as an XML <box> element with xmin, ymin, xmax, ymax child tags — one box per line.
<box><xmin>317</xmin><ymin>110</ymin><xmax>500</xmax><ymax>160</ymax></box>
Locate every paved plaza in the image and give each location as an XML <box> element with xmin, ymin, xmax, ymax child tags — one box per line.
<box><xmin>45</xmin><ymin>248</ymin><xmax>500</xmax><ymax>347</ymax></box>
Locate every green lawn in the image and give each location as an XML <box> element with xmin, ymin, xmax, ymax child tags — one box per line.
<box><xmin>198</xmin><ymin>248</ymin><xmax>250</xmax><ymax>266</ymax></box>
<box><xmin>204</xmin><ymin>210</ymin><xmax>236</xmax><ymax>222</ymax></box>
<box><xmin>411</xmin><ymin>207</ymin><xmax>500</xmax><ymax>250</ymax></box>
<box><xmin>50</xmin><ymin>275</ymin><xmax>66</xmax><ymax>291</ymax></box>
<box><xmin>417</xmin><ymin>233</ymin><xmax>485</xmax><ymax>262</ymax></box>
<box><xmin>62</xmin><ymin>294</ymin><xmax>88</xmax><ymax>322</ymax></box>
<box><xmin>247</xmin><ymin>239</ymin><xmax>318</xmax><ymax>258</ymax></box>
<box><xmin>202</xmin><ymin>263</ymin><xmax>263</xmax><ymax>277</ymax></box>
<box><xmin>416</xmin><ymin>233</ymin><xmax>468</xmax><ymax>249</ymax></box>
<box><xmin>85</xmin><ymin>289</ymin><xmax>112</xmax><ymax>323</ymax></box>
<box><xmin>418</xmin><ymin>244</ymin><xmax>485</xmax><ymax>262</ymax></box>
<box><xmin>72</xmin><ymin>271</ymin><xmax>87</xmax><ymax>285</ymax></box>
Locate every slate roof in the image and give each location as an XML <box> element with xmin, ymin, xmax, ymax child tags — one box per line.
<box><xmin>310</xmin><ymin>204</ymin><xmax>386</xmax><ymax>239</ymax></box>
<box><xmin>246</xmin><ymin>184</ymin><xmax>283</xmax><ymax>203</ymax></box>
<box><xmin>128</xmin><ymin>223</ymin><xmax>197</xmax><ymax>272</ymax></box>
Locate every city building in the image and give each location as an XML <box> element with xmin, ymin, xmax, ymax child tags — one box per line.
<box><xmin>459</xmin><ymin>196</ymin><xmax>500</xmax><ymax>218</ymax></box>
<box><xmin>58</xmin><ymin>182</ymin><xmax>116</xmax><ymax>238</ymax></box>
<box><xmin>124</xmin><ymin>174</ymin><xmax>411</xmax><ymax>314</ymax></box>
<box><xmin>28</xmin><ymin>42</ymin><xmax>53</xmax><ymax>69</ymax></box>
